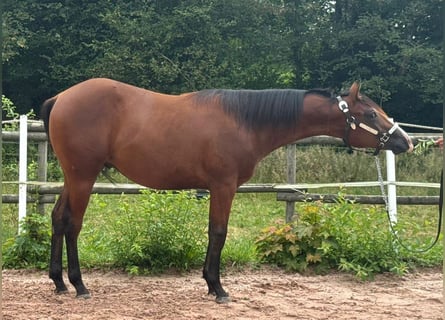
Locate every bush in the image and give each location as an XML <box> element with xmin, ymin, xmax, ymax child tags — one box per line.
<box><xmin>321</xmin><ymin>195</ymin><xmax>407</xmax><ymax>279</ymax></box>
<box><xmin>2</xmin><ymin>213</ymin><xmax>51</xmax><ymax>269</ymax></box>
<box><xmin>255</xmin><ymin>208</ymin><xmax>335</xmax><ymax>274</ymax></box>
<box><xmin>255</xmin><ymin>192</ymin><xmax>441</xmax><ymax>279</ymax></box>
<box><xmin>94</xmin><ymin>190</ymin><xmax>209</xmax><ymax>274</ymax></box>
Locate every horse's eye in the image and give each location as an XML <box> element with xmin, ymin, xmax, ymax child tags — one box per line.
<box><xmin>366</xmin><ymin>110</ymin><xmax>377</xmax><ymax>119</ymax></box>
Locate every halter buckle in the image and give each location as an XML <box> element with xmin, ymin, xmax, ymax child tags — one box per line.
<box><xmin>347</xmin><ymin>117</ymin><xmax>357</xmax><ymax>130</ymax></box>
<box><xmin>380</xmin><ymin>133</ymin><xmax>390</xmax><ymax>144</ymax></box>
<box><xmin>337</xmin><ymin>96</ymin><xmax>356</xmax><ymax>130</ymax></box>
<box><xmin>338</xmin><ymin>100</ymin><xmax>349</xmax><ymax>112</ymax></box>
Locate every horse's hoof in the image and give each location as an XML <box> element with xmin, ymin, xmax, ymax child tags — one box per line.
<box><xmin>215</xmin><ymin>295</ymin><xmax>231</xmax><ymax>304</ymax></box>
<box><xmin>76</xmin><ymin>293</ymin><xmax>91</xmax><ymax>299</ymax></box>
<box><xmin>55</xmin><ymin>289</ymin><xmax>69</xmax><ymax>295</ymax></box>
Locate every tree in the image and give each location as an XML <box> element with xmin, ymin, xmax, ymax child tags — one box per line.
<box><xmin>286</xmin><ymin>0</ymin><xmax>442</xmax><ymax>127</ymax></box>
<box><xmin>2</xmin><ymin>0</ymin><xmax>442</xmax><ymax>127</ymax></box>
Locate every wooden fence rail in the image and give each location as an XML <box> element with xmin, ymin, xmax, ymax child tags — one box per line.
<box><xmin>3</xmin><ymin>181</ymin><xmax>439</xmax><ymax>206</ymax></box>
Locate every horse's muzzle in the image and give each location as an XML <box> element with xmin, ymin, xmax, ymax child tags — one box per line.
<box><xmin>389</xmin><ymin>132</ymin><xmax>414</xmax><ymax>155</ymax></box>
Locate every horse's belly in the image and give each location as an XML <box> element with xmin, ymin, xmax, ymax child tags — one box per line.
<box><xmin>110</xmin><ymin>151</ymin><xmax>210</xmax><ymax>190</ymax></box>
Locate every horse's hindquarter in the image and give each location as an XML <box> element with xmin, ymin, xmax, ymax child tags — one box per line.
<box><xmin>49</xmin><ymin>80</ymin><xmax>126</xmax><ymax>179</ymax></box>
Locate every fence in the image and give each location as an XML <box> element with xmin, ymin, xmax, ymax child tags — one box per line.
<box><xmin>2</xmin><ymin>117</ymin><xmax>442</xmax><ymax>232</ymax></box>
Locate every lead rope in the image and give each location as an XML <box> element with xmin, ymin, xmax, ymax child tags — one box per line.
<box><xmin>374</xmin><ymin>156</ymin><xmax>389</xmax><ymax>212</ymax></box>
<box><xmin>374</xmin><ymin>156</ymin><xmax>442</xmax><ymax>253</ymax></box>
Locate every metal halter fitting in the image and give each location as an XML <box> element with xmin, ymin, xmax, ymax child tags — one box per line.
<box><xmin>336</xmin><ymin>96</ymin><xmax>400</xmax><ymax>155</ymax></box>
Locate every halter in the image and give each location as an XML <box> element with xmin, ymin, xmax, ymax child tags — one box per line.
<box><xmin>336</xmin><ymin>96</ymin><xmax>400</xmax><ymax>155</ymax></box>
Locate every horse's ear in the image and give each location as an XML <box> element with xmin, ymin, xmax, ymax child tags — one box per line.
<box><xmin>349</xmin><ymin>82</ymin><xmax>361</xmax><ymax>102</ymax></box>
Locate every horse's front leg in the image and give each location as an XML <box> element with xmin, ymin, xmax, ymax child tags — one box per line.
<box><xmin>203</xmin><ymin>185</ymin><xmax>236</xmax><ymax>304</ymax></box>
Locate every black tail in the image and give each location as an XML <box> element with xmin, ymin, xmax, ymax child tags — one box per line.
<box><xmin>40</xmin><ymin>96</ymin><xmax>58</xmax><ymax>143</ymax></box>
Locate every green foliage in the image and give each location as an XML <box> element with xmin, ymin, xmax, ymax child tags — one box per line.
<box><xmin>3</xmin><ymin>0</ymin><xmax>442</xmax><ymax>127</ymax></box>
<box><xmin>321</xmin><ymin>195</ymin><xmax>405</xmax><ymax>279</ymax></box>
<box><xmin>222</xmin><ymin>236</ymin><xmax>258</xmax><ymax>268</ymax></box>
<box><xmin>256</xmin><ymin>192</ymin><xmax>441</xmax><ymax>280</ymax></box>
<box><xmin>2</xmin><ymin>213</ymin><xmax>51</xmax><ymax>269</ymax></box>
<box><xmin>2</xmin><ymin>95</ymin><xmax>39</xmax><ymax>182</ymax></box>
<box><xmin>83</xmin><ymin>191</ymin><xmax>209</xmax><ymax>274</ymax></box>
<box><xmin>255</xmin><ymin>217</ymin><xmax>331</xmax><ymax>273</ymax></box>
<box><xmin>414</xmin><ymin>139</ymin><xmax>437</xmax><ymax>155</ymax></box>
<box><xmin>79</xmin><ymin>192</ymin><xmax>267</xmax><ymax>273</ymax></box>
<box><xmin>2</xmin><ymin>95</ymin><xmax>19</xmax><ymax>120</ymax></box>
<box><xmin>1</xmin><ymin>95</ymin><xmax>35</xmax><ymax>123</ymax></box>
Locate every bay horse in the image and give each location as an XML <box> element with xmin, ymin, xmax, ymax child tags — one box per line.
<box><xmin>41</xmin><ymin>78</ymin><xmax>413</xmax><ymax>303</ymax></box>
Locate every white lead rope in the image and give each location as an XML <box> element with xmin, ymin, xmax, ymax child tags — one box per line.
<box><xmin>374</xmin><ymin>156</ymin><xmax>389</xmax><ymax>212</ymax></box>
<box><xmin>375</xmin><ymin>154</ymin><xmax>442</xmax><ymax>253</ymax></box>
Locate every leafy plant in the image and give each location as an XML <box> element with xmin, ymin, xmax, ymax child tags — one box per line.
<box><xmin>413</xmin><ymin>138</ymin><xmax>437</xmax><ymax>155</ymax></box>
<box><xmin>2</xmin><ymin>213</ymin><xmax>51</xmax><ymax>269</ymax></box>
<box><xmin>255</xmin><ymin>203</ymin><xmax>335</xmax><ymax>273</ymax></box>
<box><xmin>2</xmin><ymin>95</ymin><xmax>35</xmax><ymax>126</ymax></box>
<box><xmin>93</xmin><ymin>190</ymin><xmax>209</xmax><ymax>274</ymax></box>
<box><xmin>321</xmin><ymin>195</ymin><xmax>405</xmax><ymax>279</ymax></box>
<box><xmin>2</xmin><ymin>95</ymin><xmax>39</xmax><ymax>181</ymax></box>
<box><xmin>2</xmin><ymin>95</ymin><xmax>18</xmax><ymax>119</ymax></box>
<box><xmin>255</xmin><ymin>192</ymin><xmax>440</xmax><ymax>279</ymax></box>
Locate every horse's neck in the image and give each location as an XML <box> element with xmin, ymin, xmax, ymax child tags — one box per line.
<box><xmin>251</xmin><ymin>99</ymin><xmax>342</xmax><ymax>157</ymax></box>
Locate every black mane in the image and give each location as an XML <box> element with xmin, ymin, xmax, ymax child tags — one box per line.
<box><xmin>194</xmin><ymin>89</ymin><xmax>309</xmax><ymax>129</ymax></box>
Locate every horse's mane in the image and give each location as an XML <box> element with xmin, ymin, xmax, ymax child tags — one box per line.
<box><xmin>193</xmin><ymin>88</ymin><xmax>337</xmax><ymax>130</ymax></box>
<box><xmin>194</xmin><ymin>89</ymin><xmax>308</xmax><ymax>129</ymax></box>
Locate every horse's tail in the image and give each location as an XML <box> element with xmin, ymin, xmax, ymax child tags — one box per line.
<box><xmin>40</xmin><ymin>95</ymin><xmax>58</xmax><ymax>143</ymax></box>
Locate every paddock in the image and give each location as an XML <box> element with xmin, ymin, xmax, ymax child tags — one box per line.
<box><xmin>2</xmin><ymin>267</ymin><xmax>442</xmax><ymax>320</ymax></box>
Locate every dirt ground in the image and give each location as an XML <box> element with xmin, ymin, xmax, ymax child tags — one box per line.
<box><xmin>2</xmin><ymin>267</ymin><xmax>443</xmax><ymax>320</ymax></box>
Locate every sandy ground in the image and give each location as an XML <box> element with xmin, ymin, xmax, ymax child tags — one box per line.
<box><xmin>2</xmin><ymin>267</ymin><xmax>443</xmax><ymax>320</ymax></box>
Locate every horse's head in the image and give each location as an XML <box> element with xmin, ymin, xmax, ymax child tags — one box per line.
<box><xmin>337</xmin><ymin>82</ymin><xmax>413</xmax><ymax>155</ymax></box>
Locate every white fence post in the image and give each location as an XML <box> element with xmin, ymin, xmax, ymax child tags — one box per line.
<box><xmin>18</xmin><ymin>115</ymin><xmax>28</xmax><ymax>233</ymax></box>
<box><xmin>286</xmin><ymin>144</ymin><xmax>297</xmax><ymax>222</ymax></box>
<box><xmin>385</xmin><ymin>149</ymin><xmax>397</xmax><ymax>225</ymax></box>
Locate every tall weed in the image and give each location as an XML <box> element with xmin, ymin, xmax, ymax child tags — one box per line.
<box><xmin>2</xmin><ymin>212</ymin><xmax>51</xmax><ymax>269</ymax></box>
<box><xmin>82</xmin><ymin>190</ymin><xmax>209</xmax><ymax>274</ymax></box>
<box><xmin>253</xmin><ymin>145</ymin><xmax>442</xmax><ymax>187</ymax></box>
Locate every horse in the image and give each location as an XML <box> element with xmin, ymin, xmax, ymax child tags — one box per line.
<box><xmin>40</xmin><ymin>78</ymin><xmax>413</xmax><ymax>303</ymax></box>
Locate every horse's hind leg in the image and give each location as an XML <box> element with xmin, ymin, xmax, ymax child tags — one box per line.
<box><xmin>65</xmin><ymin>179</ymin><xmax>96</xmax><ymax>298</ymax></box>
<box><xmin>49</xmin><ymin>178</ymin><xmax>95</xmax><ymax>298</ymax></box>
<box><xmin>49</xmin><ymin>190</ymin><xmax>70</xmax><ymax>294</ymax></box>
